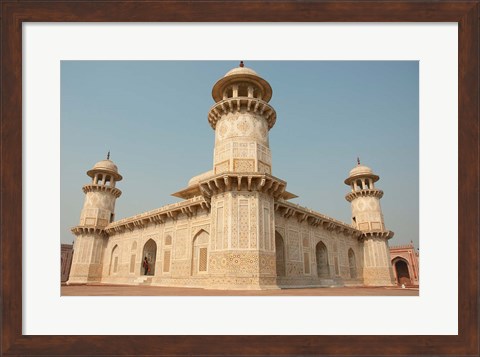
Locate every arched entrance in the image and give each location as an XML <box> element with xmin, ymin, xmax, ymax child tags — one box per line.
<box><xmin>192</xmin><ymin>230</ymin><xmax>209</xmax><ymax>275</ymax></box>
<box><xmin>348</xmin><ymin>249</ymin><xmax>357</xmax><ymax>278</ymax></box>
<box><xmin>275</xmin><ymin>231</ymin><xmax>286</xmax><ymax>277</ymax></box>
<box><xmin>393</xmin><ymin>258</ymin><xmax>411</xmax><ymax>285</ymax></box>
<box><xmin>142</xmin><ymin>239</ymin><xmax>157</xmax><ymax>276</ymax></box>
<box><xmin>316</xmin><ymin>242</ymin><xmax>330</xmax><ymax>278</ymax></box>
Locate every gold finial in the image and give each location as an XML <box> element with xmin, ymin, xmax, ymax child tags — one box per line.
<box><xmin>107</xmin><ymin>151</ymin><xmax>110</xmax><ymax>160</ymax></box>
<box><xmin>239</xmin><ymin>61</ymin><xmax>244</xmax><ymax>68</ymax></box>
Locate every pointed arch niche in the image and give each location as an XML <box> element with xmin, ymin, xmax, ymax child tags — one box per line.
<box><xmin>109</xmin><ymin>245</ymin><xmax>119</xmax><ymax>275</ymax></box>
<box><xmin>191</xmin><ymin>230</ymin><xmax>209</xmax><ymax>275</ymax></box>
<box><xmin>275</xmin><ymin>231</ymin><xmax>286</xmax><ymax>277</ymax></box>
<box><xmin>315</xmin><ymin>242</ymin><xmax>330</xmax><ymax>278</ymax></box>
<box><xmin>348</xmin><ymin>248</ymin><xmax>357</xmax><ymax>278</ymax></box>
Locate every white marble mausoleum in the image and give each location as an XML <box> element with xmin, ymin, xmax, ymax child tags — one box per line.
<box><xmin>67</xmin><ymin>63</ymin><xmax>395</xmax><ymax>289</ymax></box>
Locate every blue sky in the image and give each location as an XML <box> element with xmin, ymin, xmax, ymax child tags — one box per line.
<box><xmin>61</xmin><ymin>61</ymin><xmax>419</xmax><ymax>249</ymax></box>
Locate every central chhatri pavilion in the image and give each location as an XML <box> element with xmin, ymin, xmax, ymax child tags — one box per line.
<box><xmin>68</xmin><ymin>62</ymin><xmax>395</xmax><ymax>289</ymax></box>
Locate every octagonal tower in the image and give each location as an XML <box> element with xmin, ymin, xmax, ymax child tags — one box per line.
<box><xmin>200</xmin><ymin>62</ymin><xmax>289</xmax><ymax>289</ymax></box>
<box><xmin>345</xmin><ymin>159</ymin><xmax>395</xmax><ymax>286</ymax></box>
<box><xmin>68</xmin><ymin>154</ymin><xmax>122</xmax><ymax>284</ymax></box>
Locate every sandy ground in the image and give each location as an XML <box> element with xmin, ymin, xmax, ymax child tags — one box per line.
<box><xmin>61</xmin><ymin>284</ymin><xmax>419</xmax><ymax>296</ymax></box>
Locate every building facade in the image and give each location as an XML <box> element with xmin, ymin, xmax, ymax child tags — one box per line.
<box><xmin>61</xmin><ymin>243</ymin><xmax>74</xmax><ymax>283</ymax></box>
<box><xmin>390</xmin><ymin>242</ymin><xmax>419</xmax><ymax>286</ymax></box>
<box><xmin>67</xmin><ymin>63</ymin><xmax>396</xmax><ymax>290</ymax></box>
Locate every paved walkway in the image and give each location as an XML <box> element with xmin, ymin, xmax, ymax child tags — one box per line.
<box><xmin>62</xmin><ymin>284</ymin><xmax>419</xmax><ymax>296</ymax></box>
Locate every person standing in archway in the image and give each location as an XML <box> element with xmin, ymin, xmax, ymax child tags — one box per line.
<box><xmin>142</xmin><ymin>257</ymin><xmax>149</xmax><ymax>275</ymax></box>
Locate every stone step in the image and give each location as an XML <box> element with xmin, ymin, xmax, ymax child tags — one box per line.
<box><xmin>139</xmin><ymin>277</ymin><xmax>153</xmax><ymax>286</ymax></box>
<box><xmin>319</xmin><ymin>279</ymin><xmax>337</xmax><ymax>286</ymax></box>
<box><xmin>134</xmin><ymin>276</ymin><xmax>150</xmax><ymax>284</ymax></box>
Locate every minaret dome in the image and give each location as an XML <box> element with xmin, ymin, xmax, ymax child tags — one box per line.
<box><xmin>75</xmin><ymin>156</ymin><xmax>123</xmax><ymax>231</ymax></box>
<box><xmin>345</xmin><ymin>163</ymin><xmax>379</xmax><ymax>192</ymax></box>
<box><xmin>87</xmin><ymin>158</ymin><xmax>123</xmax><ymax>187</ymax></box>
<box><xmin>211</xmin><ymin>62</ymin><xmax>273</xmax><ymax>103</ymax></box>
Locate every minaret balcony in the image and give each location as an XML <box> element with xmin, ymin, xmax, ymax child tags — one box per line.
<box><xmin>71</xmin><ymin>226</ymin><xmax>107</xmax><ymax>237</ymax></box>
<box><xmin>82</xmin><ymin>184</ymin><xmax>122</xmax><ymax>198</ymax></box>
<box><xmin>359</xmin><ymin>230</ymin><xmax>395</xmax><ymax>241</ymax></box>
<box><xmin>198</xmin><ymin>173</ymin><xmax>287</xmax><ymax>200</ymax></box>
<box><xmin>345</xmin><ymin>188</ymin><xmax>383</xmax><ymax>202</ymax></box>
<box><xmin>208</xmin><ymin>97</ymin><xmax>276</xmax><ymax>130</ymax></box>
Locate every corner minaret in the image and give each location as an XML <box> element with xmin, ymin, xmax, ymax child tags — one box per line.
<box><xmin>199</xmin><ymin>62</ymin><xmax>289</xmax><ymax>289</ymax></box>
<box><xmin>67</xmin><ymin>155</ymin><xmax>122</xmax><ymax>284</ymax></box>
<box><xmin>345</xmin><ymin>160</ymin><xmax>395</xmax><ymax>286</ymax></box>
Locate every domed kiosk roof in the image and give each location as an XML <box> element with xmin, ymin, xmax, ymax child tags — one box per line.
<box><xmin>211</xmin><ymin>61</ymin><xmax>273</xmax><ymax>103</ymax></box>
<box><xmin>344</xmin><ymin>160</ymin><xmax>379</xmax><ymax>185</ymax></box>
<box><xmin>349</xmin><ymin>164</ymin><xmax>374</xmax><ymax>177</ymax></box>
<box><xmin>224</xmin><ymin>66</ymin><xmax>259</xmax><ymax>77</ymax></box>
<box><xmin>87</xmin><ymin>158</ymin><xmax>122</xmax><ymax>181</ymax></box>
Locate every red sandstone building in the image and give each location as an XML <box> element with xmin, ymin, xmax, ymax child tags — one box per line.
<box><xmin>61</xmin><ymin>244</ymin><xmax>74</xmax><ymax>283</ymax></box>
<box><xmin>389</xmin><ymin>242</ymin><xmax>419</xmax><ymax>286</ymax></box>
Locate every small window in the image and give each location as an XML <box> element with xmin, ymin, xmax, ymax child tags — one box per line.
<box><xmin>199</xmin><ymin>248</ymin><xmax>208</xmax><ymax>272</ymax></box>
